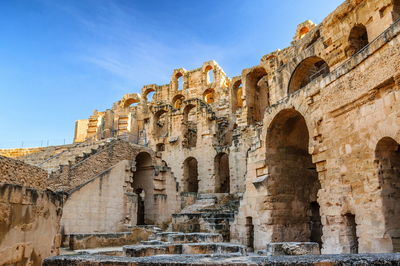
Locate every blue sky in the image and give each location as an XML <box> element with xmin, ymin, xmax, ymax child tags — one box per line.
<box><xmin>0</xmin><ymin>0</ymin><xmax>343</xmax><ymax>148</ymax></box>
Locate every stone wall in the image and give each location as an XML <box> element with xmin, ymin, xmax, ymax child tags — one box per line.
<box><xmin>24</xmin><ymin>0</ymin><xmax>400</xmax><ymax>255</ymax></box>
<box><xmin>0</xmin><ymin>155</ymin><xmax>48</xmax><ymax>189</ymax></box>
<box><xmin>61</xmin><ymin>160</ymin><xmax>134</xmax><ymax>234</ymax></box>
<box><xmin>47</xmin><ymin>140</ymin><xmax>147</xmax><ymax>192</ymax></box>
<box><xmin>0</xmin><ymin>147</ymin><xmax>47</xmax><ymax>158</ymax></box>
<box><xmin>57</xmin><ymin>141</ymin><xmax>180</xmax><ymax>231</ymax></box>
<box><xmin>66</xmin><ymin>227</ymin><xmax>153</xmax><ymax>250</ymax></box>
<box><xmin>0</xmin><ymin>183</ymin><xmax>63</xmax><ymax>266</ymax></box>
<box><xmin>231</xmin><ymin>8</ymin><xmax>400</xmax><ymax>253</ymax></box>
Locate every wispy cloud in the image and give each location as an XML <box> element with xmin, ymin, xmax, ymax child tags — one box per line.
<box><xmin>39</xmin><ymin>0</ymin><xmax>234</xmax><ymax>93</ymax></box>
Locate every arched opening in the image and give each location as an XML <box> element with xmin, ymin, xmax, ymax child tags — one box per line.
<box><xmin>205</xmin><ymin>65</ymin><xmax>214</xmax><ymax>84</ymax></box>
<box><xmin>341</xmin><ymin>213</ymin><xmax>358</xmax><ymax>253</ymax></box>
<box><xmin>176</xmin><ymin>73</ymin><xmax>184</xmax><ymax>91</ymax></box>
<box><xmin>132</xmin><ymin>152</ymin><xmax>154</xmax><ymax>225</ymax></box>
<box><xmin>299</xmin><ymin>26</ymin><xmax>310</xmax><ymax>39</ymax></box>
<box><xmin>246</xmin><ymin>67</ymin><xmax>269</xmax><ymax>125</ymax></box>
<box><xmin>376</xmin><ymin>137</ymin><xmax>400</xmax><ymax>252</ymax></box>
<box><xmin>183</xmin><ymin>157</ymin><xmax>199</xmax><ymax>193</ymax></box>
<box><xmin>145</xmin><ymin>90</ymin><xmax>156</xmax><ymax>103</ymax></box>
<box><xmin>123</xmin><ymin>98</ymin><xmax>140</xmax><ymax>108</ymax></box>
<box><xmin>347</xmin><ymin>24</ymin><xmax>368</xmax><ymax>57</ymax></box>
<box><xmin>288</xmin><ymin>56</ymin><xmax>329</xmax><ymax>94</ymax></box>
<box><xmin>232</xmin><ymin>80</ymin><xmax>243</xmax><ymax>113</ymax></box>
<box><xmin>203</xmin><ymin>89</ymin><xmax>215</xmax><ymax>104</ymax></box>
<box><xmin>182</xmin><ymin>104</ymin><xmax>197</xmax><ymax>148</ymax></box>
<box><xmin>172</xmin><ymin>94</ymin><xmax>185</xmax><ymax>109</ymax></box>
<box><xmin>214</xmin><ymin>153</ymin><xmax>230</xmax><ymax>193</ymax></box>
<box><xmin>245</xmin><ymin>217</ymin><xmax>254</xmax><ymax>251</ymax></box>
<box><xmin>266</xmin><ymin>109</ymin><xmax>322</xmax><ymax>244</ymax></box>
<box><xmin>153</xmin><ymin>110</ymin><xmax>168</xmax><ymax>138</ymax></box>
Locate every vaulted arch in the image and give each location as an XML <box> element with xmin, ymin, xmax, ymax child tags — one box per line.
<box><xmin>288</xmin><ymin>56</ymin><xmax>329</xmax><ymax>93</ymax></box>
<box><xmin>347</xmin><ymin>24</ymin><xmax>368</xmax><ymax>57</ymax></box>
<box><xmin>376</xmin><ymin>137</ymin><xmax>400</xmax><ymax>252</ymax></box>
<box><xmin>265</xmin><ymin>109</ymin><xmax>322</xmax><ymax>246</ymax></box>
<box><xmin>132</xmin><ymin>152</ymin><xmax>154</xmax><ymax>225</ymax></box>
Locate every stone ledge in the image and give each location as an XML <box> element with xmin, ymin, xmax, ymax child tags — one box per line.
<box><xmin>44</xmin><ymin>253</ymin><xmax>400</xmax><ymax>265</ymax></box>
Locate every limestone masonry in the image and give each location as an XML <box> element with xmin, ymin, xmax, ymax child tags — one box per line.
<box><xmin>1</xmin><ymin>0</ymin><xmax>400</xmax><ymax>265</ymax></box>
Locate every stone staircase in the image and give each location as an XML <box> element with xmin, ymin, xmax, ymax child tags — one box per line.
<box><xmin>123</xmin><ymin>231</ymin><xmax>246</xmax><ymax>257</ymax></box>
<box><xmin>66</xmin><ymin>230</ymin><xmax>246</xmax><ymax>257</ymax></box>
<box><xmin>171</xmin><ymin>193</ymin><xmax>240</xmax><ymax>241</ymax></box>
<box><xmin>18</xmin><ymin>139</ymin><xmax>112</xmax><ymax>173</ymax></box>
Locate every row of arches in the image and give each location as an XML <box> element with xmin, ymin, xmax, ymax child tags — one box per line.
<box><xmin>171</xmin><ymin>89</ymin><xmax>216</xmax><ymax>110</ymax></box>
<box><xmin>253</xmin><ymin>108</ymin><xmax>400</xmax><ymax>253</ymax></box>
<box><xmin>174</xmin><ymin>65</ymin><xmax>216</xmax><ymax>91</ymax></box>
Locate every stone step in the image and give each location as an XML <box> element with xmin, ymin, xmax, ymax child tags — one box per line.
<box><xmin>140</xmin><ymin>240</ymin><xmax>169</xmax><ymax>245</ymax></box>
<box><xmin>72</xmin><ymin>246</ymin><xmax>124</xmax><ymax>256</ymax></box>
<box><xmin>157</xmin><ymin>232</ymin><xmax>223</xmax><ymax>243</ymax></box>
<box><xmin>153</xmin><ymin>232</ymin><xmax>181</xmax><ymax>241</ymax></box>
<box><xmin>123</xmin><ymin>242</ymin><xmax>247</xmax><ymax>257</ymax></box>
<box><xmin>264</xmin><ymin>242</ymin><xmax>320</xmax><ymax>256</ymax></box>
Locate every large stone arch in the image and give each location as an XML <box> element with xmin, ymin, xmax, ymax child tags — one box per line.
<box><xmin>288</xmin><ymin>56</ymin><xmax>329</xmax><ymax>94</ymax></box>
<box><xmin>264</xmin><ymin>108</ymin><xmax>322</xmax><ymax>246</ymax></box>
<box><xmin>281</xmin><ymin>48</ymin><xmax>328</xmax><ymax>96</ymax></box>
<box><xmin>375</xmin><ymin>137</ymin><xmax>400</xmax><ymax>252</ymax></box>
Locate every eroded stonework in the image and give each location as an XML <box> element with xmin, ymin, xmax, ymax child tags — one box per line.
<box><xmin>1</xmin><ymin>0</ymin><xmax>400</xmax><ymax>263</ymax></box>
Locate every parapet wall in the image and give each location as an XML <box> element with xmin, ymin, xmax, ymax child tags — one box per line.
<box><xmin>0</xmin><ymin>147</ymin><xmax>47</xmax><ymax>158</ymax></box>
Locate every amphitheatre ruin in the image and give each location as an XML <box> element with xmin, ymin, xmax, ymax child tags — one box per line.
<box><xmin>1</xmin><ymin>0</ymin><xmax>400</xmax><ymax>265</ymax></box>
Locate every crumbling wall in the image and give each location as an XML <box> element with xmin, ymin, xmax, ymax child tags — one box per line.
<box><xmin>232</xmin><ymin>9</ymin><xmax>400</xmax><ymax>253</ymax></box>
<box><xmin>63</xmin><ymin>0</ymin><xmax>400</xmax><ymax>255</ymax></box>
<box><xmin>0</xmin><ymin>155</ymin><xmax>48</xmax><ymax>189</ymax></box>
<box><xmin>47</xmin><ymin>140</ymin><xmax>147</xmax><ymax>192</ymax></box>
<box><xmin>0</xmin><ymin>156</ymin><xmax>63</xmax><ymax>265</ymax></box>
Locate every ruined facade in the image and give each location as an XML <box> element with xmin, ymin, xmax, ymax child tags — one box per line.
<box><xmin>2</xmin><ymin>0</ymin><xmax>400</xmax><ymax>262</ymax></box>
<box><xmin>68</xmin><ymin>0</ymin><xmax>400</xmax><ymax>254</ymax></box>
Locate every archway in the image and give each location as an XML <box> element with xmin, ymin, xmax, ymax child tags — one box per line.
<box><xmin>175</xmin><ymin>72</ymin><xmax>184</xmax><ymax>91</ymax></box>
<box><xmin>132</xmin><ymin>152</ymin><xmax>154</xmax><ymax>225</ymax></box>
<box><xmin>172</xmin><ymin>94</ymin><xmax>185</xmax><ymax>109</ymax></box>
<box><xmin>232</xmin><ymin>80</ymin><xmax>243</xmax><ymax>113</ymax></box>
<box><xmin>153</xmin><ymin>110</ymin><xmax>168</xmax><ymax>138</ymax></box>
<box><xmin>183</xmin><ymin>157</ymin><xmax>199</xmax><ymax>193</ymax></box>
<box><xmin>265</xmin><ymin>109</ymin><xmax>322</xmax><ymax>244</ymax></box>
<box><xmin>246</xmin><ymin>67</ymin><xmax>268</xmax><ymax>125</ymax></box>
<box><xmin>144</xmin><ymin>89</ymin><xmax>156</xmax><ymax>103</ymax></box>
<box><xmin>288</xmin><ymin>56</ymin><xmax>329</xmax><ymax>93</ymax></box>
<box><xmin>347</xmin><ymin>24</ymin><xmax>368</xmax><ymax>57</ymax></box>
<box><xmin>203</xmin><ymin>89</ymin><xmax>215</xmax><ymax>104</ymax></box>
<box><xmin>182</xmin><ymin>104</ymin><xmax>197</xmax><ymax>148</ymax></box>
<box><xmin>376</xmin><ymin>137</ymin><xmax>400</xmax><ymax>252</ymax></box>
<box><xmin>214</xmin><ymin>153</ymin><xmax>230</xmax><ymax>193</ymax></box>
<box><xmin>205</xmin><ymin>65</ymin><xmax>214</xmax><ymax>84</ymax></box>
<box><xmin>123</xmin><ymin>98</ymin><xmax>140</xmax><ymax>108</ymax></box>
